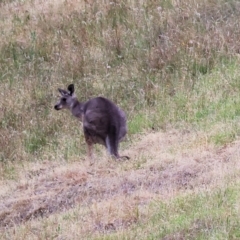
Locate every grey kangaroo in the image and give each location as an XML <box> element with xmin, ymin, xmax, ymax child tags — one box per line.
<box><xmin>54</xmin><ymin>84</ymin><xmax>128</xmax><ymax>159</ymax></box>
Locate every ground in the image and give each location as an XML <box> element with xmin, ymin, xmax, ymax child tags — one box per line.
<box><xmin>1</xmin><ymin>128</ymin><xmax>240</xmax><ymax>237</ymax></box>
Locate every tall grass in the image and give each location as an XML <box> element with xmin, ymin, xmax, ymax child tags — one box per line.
<box><xmin>0</xmin><ymin>0</ymin><xmax>240</xmax><ymax>168</ymax></box>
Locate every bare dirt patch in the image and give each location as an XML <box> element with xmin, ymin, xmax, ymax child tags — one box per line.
<box><xmin>1</xmin><ymin>129</ymin><xmax>240</xmax><ymax>233</ymax></box>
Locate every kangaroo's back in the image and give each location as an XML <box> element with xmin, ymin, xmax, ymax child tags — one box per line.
<box><xmin>83</xmin><ymin>97</ymin><xmax>125</xmax><ymax>131</ymax></box>
<box><xmin>83</xmin><ymin>97</ymin><xmax>127</xmax><ymax>158</ymax></box>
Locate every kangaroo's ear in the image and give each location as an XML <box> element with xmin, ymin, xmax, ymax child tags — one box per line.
<box><xmin>58</xmin><ymin>88</ymin><xmax>68</xmax><ymax>96</ymax></box>
<box><xmin>68</xmin><ymin>84</ymin><xmax>75</xmax><ymax>95</ymax></box>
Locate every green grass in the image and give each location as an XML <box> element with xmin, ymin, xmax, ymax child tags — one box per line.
<box><xmin>95</xmin><ymin>184</ymin><xmax>240</xmax><ymax>240</ymax></box>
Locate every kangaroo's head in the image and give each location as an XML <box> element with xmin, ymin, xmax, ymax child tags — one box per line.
<box><xmin>54</xmin><ymin>84</ymin><xmax>76</xmax><ymax>111</ymax></box>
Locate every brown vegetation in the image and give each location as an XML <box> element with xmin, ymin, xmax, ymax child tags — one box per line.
<box><xmin>1</xmin><ymin>129</ymin><xmax>240</xmax><ymax>237</ymax></box>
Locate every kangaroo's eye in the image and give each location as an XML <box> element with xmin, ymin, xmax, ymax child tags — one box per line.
<box><xmin>62</xmin><ymin>98</ymin><xmax>66</xmax><ymax>102</ymax></box>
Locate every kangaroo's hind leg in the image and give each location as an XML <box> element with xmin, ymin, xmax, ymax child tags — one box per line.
<box><xmin>83</xmin><ymin>128</ymin><xmax>93</xmax><ymax>160</ymax></box>
<box><xmin>106</xmin><ymin>125</ymin><xmax>121</xmax><ymax>159</ymax></box>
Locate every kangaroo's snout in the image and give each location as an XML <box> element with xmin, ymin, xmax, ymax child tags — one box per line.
<box><xmin>54</xmin><ymin>105</ymin><xmax>61</xmax><ymax>110</ymax></box>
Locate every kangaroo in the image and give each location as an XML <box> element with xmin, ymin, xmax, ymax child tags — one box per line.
<box><xmin>54</xmin><ymin>84</ymin><xmax>128</xmax><ymax>159</ymax></box>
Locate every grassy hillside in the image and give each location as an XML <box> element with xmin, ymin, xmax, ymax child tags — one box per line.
<box><xmin>1</xmin><ymin>0</ymin><xmax>240</xmax><ymax>239</ymax></box>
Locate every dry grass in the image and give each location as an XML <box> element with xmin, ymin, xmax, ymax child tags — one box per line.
<box><xmin>1</xmin><ymin>128</ymin><xmax>240</xmax><ymax>238</ymax></box>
